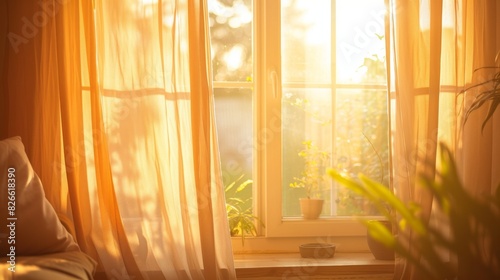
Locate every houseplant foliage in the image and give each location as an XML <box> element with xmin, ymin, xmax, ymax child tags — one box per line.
<box><xmin>461</xmin><ymin>51</ymin><xmax>500</xmax><ymax>131</ymax></box>
<box><xmin>290</xmin><ymin>140</ymin><xmax>330</xmax><ymax>199</ymax></box>
<box><xmin>328</xmin><ymin>143</ymin><xmax>500</xmax><ymax>280</ymax></box>
<box><xmin>225</xmin><ymin>174</ymin><xmax>263</xmax><ymax>245</ymax></box>
<box><xmin>290</xmin><ymin>140</ymin><xmax>330</xmax><ymax>219</ymax></box>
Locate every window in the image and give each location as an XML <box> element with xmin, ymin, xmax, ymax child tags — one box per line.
<box><xmin>209</xmin><ymin>0</ymin><xmax>389</xmax><ymax>247</ymax></box>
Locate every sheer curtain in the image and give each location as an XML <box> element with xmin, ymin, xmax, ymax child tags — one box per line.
<box><xmin>2</xmin><ymin>0</ymin><xmax>235</xmax><ymax>279</ymax></box>
<box><xmin>387</xmin><ymin>0</ymin><xmax>499</xmax><ymax>279</ymax></box>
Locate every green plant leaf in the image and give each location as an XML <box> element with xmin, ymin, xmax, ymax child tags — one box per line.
<box><xmin>330</xmin><ymin>141</ymin><xmax>500</xmax><ymax>279</ymax></box>
<box><xmin>481</xmin><ymin>98</ymin><xmax>500</xmax><ymax>132</ymax></box>
<box><xmin>359</xmin><ymin>175</ymin><xmax>426</xmax><ymax>235</ymax></box>
<box><xmin>236</xmin><ymin>179</ymin><xmax>253</xmax><ymax>192</ymax></box>
<box><xmin>362</xmin><ymin>220</ymin><xmax>396</xmax><ymax>247</ymax></box>
<box><xmin>225</xmin><ymin>174</ymin><xmax>245</xmax><ymax>192</ymax></box>
<box><xmin>461</xmin><ymin>66</ymin><xmax>500</xmax><ymax>131</ymax></box>
<box><xmin>228</xmin><ymin>197</ymin><xmax>245</xmax><ymax>204</ymax></box>
<box><xmin>225</xmin><ymin>174</ymin><xmax>264</xmax><ymax>246</ymax></box>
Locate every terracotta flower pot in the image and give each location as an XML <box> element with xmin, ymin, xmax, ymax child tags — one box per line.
<box><xmin>299</xmin><ymin>198</ymin><xmax>324</xmax><ymax>219</ymax></box>
<box><xmin>366</xmin><ymin>220</ymin><xmax>395</xmax><ymax>260</ymax></box>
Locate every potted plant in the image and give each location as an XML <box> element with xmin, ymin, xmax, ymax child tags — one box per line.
<box><xmin>290</xmin><ymin>140</ymin><xmax>330</xmax><ymax>219</ymax></box>
<box><xmin>365</xmin><ymin>218</ymin><xmax>394</xmax><ymax>260</ymax></box>
<box><xmin>225</xmin><ymin>174</ymin><xmax>264</xmax><ymax>245</ymax></box>
<box><xmin>361</xmin><ymin>135</ymin><xmax>394</xmax><ymax>260</ymax></box>
<box><xmin>328</xmin><ymin>144</ymin><xmax>500</xmax><ymax>279</ymax></box>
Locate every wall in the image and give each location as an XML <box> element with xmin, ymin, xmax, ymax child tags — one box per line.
<box><xmin>0</xmin><ymin>1</ymin><xmax>7</xmax><ymax>139</ymax></box>
<box><xmin>0</xmin><ymin>1</ymin><xmax>40</xmax><ymax>153</ymax></box>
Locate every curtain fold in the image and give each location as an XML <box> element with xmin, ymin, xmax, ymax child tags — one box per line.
<box><xmin>389</xmin><ymin>2</ymin><xmax>441</xmax><ymax>278</ymax></box>
<box><xmin>188</xmin><ymin>0</ymin><xmax>218</xmax><ymax>277</ymax></box>
<box><xmin>388</xmin><ymin>0</ymin><xmax>499</xmax><ymax>279</ymax></box>
<box><xmin>3</xmin><ymin>0</ymin><xmax>236</xmax><ymax>279</ymax></box>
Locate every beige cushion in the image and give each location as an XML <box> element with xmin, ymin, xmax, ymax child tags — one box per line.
<box><xmin>0</xmin><ymin>251</ymin><xmax>97</xmax><ymax>280</ymax></box>
<box><xmin>0</xmin><ymin>136</ymin><xmax>80</xmax><ymax>256</ymax></box>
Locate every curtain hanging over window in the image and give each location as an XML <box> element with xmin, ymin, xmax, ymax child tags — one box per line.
<box><xmin>2</xmin><ymin>0</ymin><xmax>236</xmax><ymax>279</ymax></box>
<box><xmin>386</xmin><ymin>0</ymin><xmax>499</xmax><ymax>279</ymax></box>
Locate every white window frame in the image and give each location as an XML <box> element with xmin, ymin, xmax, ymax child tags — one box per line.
<box><xmin>213</xmin><ymin>0</ymin><xmax>388</xmax><ymax>252</ymax></box>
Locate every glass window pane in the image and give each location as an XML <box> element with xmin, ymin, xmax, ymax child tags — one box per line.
<box><xmin>282</xmin><ymin>89</ymin><xmax>333</xmax><ymax>217</ymax></box>
<box><xmin>281</xmin><ymin>0</ymin><xmax>389</xmax><ymax>219</ymax></box>
<box><xmin>213</xmin><ymin>88</ymin><xmax>254</xmax><ymax>233</ymax></box>
<box><xmin>336</xmin><ymin>0</ymin><xmax>386</xmax><ymax>84</ymax></box>
<box><xmin>208</xmin><ymin>0</ymin><xmax>253</xmax><ymax>82</ymax></box>
<box><xmin>281</xmin><ymin>0</ymin><xmax>332</xmax><ymax>84</ymax></box>
<box><xmin>333</xmin><ymin>88</ymin><xmax>389</xmax><ymax>216</ymax></box>
<box><xmin>282</xmin><ymin>88</ymin><xmax>389</xmax><ymax>218</ymax></box>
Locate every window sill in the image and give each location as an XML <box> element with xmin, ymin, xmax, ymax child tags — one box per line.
<box><xmin>234</xmin><ymin>252</ymin><xmax>394</xmax><ymax>279</ymax></box>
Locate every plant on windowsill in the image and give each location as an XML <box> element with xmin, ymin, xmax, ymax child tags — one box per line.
<box><xmin>362</xmin><ymin>133</ymin><xmax>395</xmax><ymax>260</ymax></box>
<box><xmin>328</xmin><ymin>143</ymin><xmax>500</xmax><ymax>279</ymax></box>
<box><xmin>289</xmin><ymin>140</ymin><xmax>330</xmax><ymax>219</ymax></box>
<box><xmin>225</xmin><ymin>174</ymin><xmax>264</xmax><ymax>245</ymax></box>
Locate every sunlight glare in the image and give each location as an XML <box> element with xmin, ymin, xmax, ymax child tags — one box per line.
<box><xmin>303</xmin><ymin>1</ymin><xmax>330</xmax><ymax>45</ymax></box>
<box><xmin>223</xmin><ymin>44</ymin><xmax>245</xmax><ymax>71</ymax></box>
<box><xmin>336</xmin><ymin>0</ymin><xmax>386</xmax><ymax>83</ymax></box>
<box><xmin>139</xmin><ymin>0</ymin><xmax>157</xmax><ymax>4</ymax></box>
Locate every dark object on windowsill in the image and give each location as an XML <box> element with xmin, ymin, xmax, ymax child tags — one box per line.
<box><xmin>299</xmin><ymin>243</ymin><xmax>336</xmax><ymax>259</ymax></box>
<box><xmin>366</xmin><ymin>220</ymin><xmax>395</xmax><ymax>260</ymax></box>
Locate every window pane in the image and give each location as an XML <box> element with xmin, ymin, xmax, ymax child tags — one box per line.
<box><xmin>213</xmin><ymin>88</ymin><xmax>254</xmax><ymax>231</ymax></box>
<box><xmin>282</xmin><ymin>88</ymin><xmax>389</xmax><ymax>218</ymax></box>
<box><xmin>208</xmin><ymin>0</ymin><xmax>253</xmax><ymax>82</ymax></box>
<box><xmin>281</xmin><ymin>0</ymin><xmax>331</xmax><ymax>84</ymax></box>
<box><xmin>281</xmin><ymin>0</ymin><xmax>389</xmax><ymax>219</ymax></box>
<box><xmin>333</xmin><ymin>88</ymin><xmax>389</xmax><ymax>216</ymax></box>
<box><xmin>336</xmin><ymin>0</ymin><xmax>386</xmax><ymax>84</ymax></box>
<box><xmin>282</xmin><ymin>89</ymin><xmax>333</xmax><ymax>217</ymax></box>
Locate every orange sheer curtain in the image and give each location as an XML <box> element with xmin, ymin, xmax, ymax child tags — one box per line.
<box><xmin>387</xmin><ymin>0</ymin><xmax>499</xmax><ymax>279</ymax></box>
<box><xmin>2</xmin><ymin>0</ymin><xmax>235</xmax><ymax>279</ymax></box>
